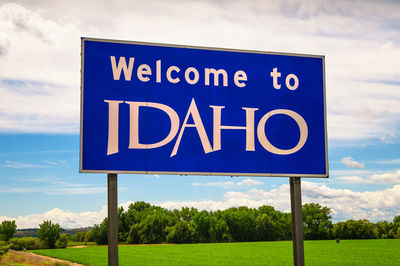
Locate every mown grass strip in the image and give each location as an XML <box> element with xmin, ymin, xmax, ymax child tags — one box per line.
<box><xmin>32</xmin><ymin>239</ymin><xmax>400</xmax><ymax>266</ymax></box>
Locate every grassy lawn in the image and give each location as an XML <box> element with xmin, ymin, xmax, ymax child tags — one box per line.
<box><xmin>31</xmin><ymin>239</ymin><xmax>400</xmax><ymax>266</ymax></box>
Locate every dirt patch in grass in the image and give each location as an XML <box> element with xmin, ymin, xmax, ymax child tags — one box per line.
<box><xmin>0</xmin><ymin>249</ymin><xmax>83</xmax><ymax>266</ymax></box>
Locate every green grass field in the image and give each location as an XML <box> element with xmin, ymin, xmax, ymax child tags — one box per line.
<box><xmin>31</xmin><ymin>239</ymin><xmax>400</xmax><ymax>266</ymax></box>
<box><xmin>67</xmin><ymin>241</ymin><xmax>97</xmax><ymax>247</ymax></box>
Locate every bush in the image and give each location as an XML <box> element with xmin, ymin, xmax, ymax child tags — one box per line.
<box><xmin>0</xmin><ymin>221</ymin><xmax>17</xmax><ymax>242</ymax></box>
<box><xmin>166</xmin><ymin>220</ymin><xmax>192</xmax><ymax>243</ymax></box>
<box><xmin>55</xmin><ymin>234</ymin><xmax>69</xmax><ymax>248</ymax></box>
<box><xmin>37</xmin><ymin>220</ymin><xmax>62</xmax><ymax>249</ymax></box>
<box><xmin>73</xmin><ymin>231</ymin><xmax>86</xmax><ymax>242</ymax></box>
<box><xmin>127</xmin><ymin>224</ymin><xmax>141</xmax><ymax>244</ymax></box>
<box><xmin>85</xmin><ymin>230</ymin><xmax>94</xmax><ymax>242</ymax></box>
<box><xmin>333</xmin><ymin>219</ymin><xmax>377</xmax><ymax>239</ymax></box>
<box><xmin>8</xmin><ymin>237</ymin><xmax>45</xmax><ymax>250</ymax></box>
<box><xmin>0</xmin><ymin>240</ymin><xmax>11</xmax><ymax>255</ymax></box>
<box><xmin>91</xmin><ymin>219</ymin><xmax>108</xmax><ymax>245</ymax></box>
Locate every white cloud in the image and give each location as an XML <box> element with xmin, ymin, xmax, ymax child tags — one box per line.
<box><xmin>1</xmin><ymin>160</ymin><xmax>49</xmax><ymax>169</ymax></box>
<box><xmin>334</xmin><ymin>169</ymin><xmax>400</xmax><ymax>185</ymax></box>
<box><xmin>330</xmin><ymin>169</ymin><xmax>372</xmax><ymax>176</ymax></box>
<box><xmin>192</xmin><ymin>178</ymin><xmax>263</xmax><ymax>189</ymax></box>
<box><xmin>161</xmin><ymin>181</ymin><xmax>400</xmax><ymax>222</ymax></box>
<box><xmin>160</xmin><ymin>198</ymin><xmax>269</xmax><ymax>212</ymax></box>
<box><xmin>336</xmin><ymin>176</ymin><xmax>364</xmax><ymax>183</ymax></box>
<box><xmin>0</xmin><ymin>206</ymin><xmax>108</xmax><ymax>229</ymax></box>
<box><xmin>43</xmin><ymin>159</ymin><xmax>67</xmax><ymax>165</ymax></box>
<box><xmin>2</xmin><ymin>180</ymin><xmax>400</xmax><ymax>228</ymax></box>
<box><xmin>0</xmin><ymin>181</ymin><xmax>106</xmax><ymax>195</ymax></box>
<box><xmin>369</xmin><ymin>170</ymin><xmax>400</xmax><ymax>184</ymax></box>
<box><xmin>376</xmin><ymin>159</ymin><xmax>400</xmax><ymax>165</ymax></box>
<box><xmin>0</xmin><ymin>3</ymin><xmax>80</xmax><ymax>133</ymax></box>
<box><xmin>341</xmin><ymin>156</ymin><xmax>365</xmax><ymax>168</ymax></box>
<box><xmin>241</xmin><ymin>179</ymin><xmax>264</xmax><ymax>186</ymax></box>
<box><xmin>0</xmin><ymin>0</ymin><xmax>398</xmax><ymax>142</ymax></box>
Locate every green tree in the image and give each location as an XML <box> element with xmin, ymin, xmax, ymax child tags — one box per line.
<box><xmin>127</xmin><ymin>224</ymin><xmax>141</xmax><ymax>244</ymax></box>
<box><xmin>213</xmin><ymin>214</ymin><xmax>231</xmax><ymax>242</ymax></box>
<box><xmin>85</xmin><ymin>230</ymin><xmax>94</xmax><ymax>242</ymax></box>
<box><xmin>302</xmin><ymin>203</ymin><xmax>333</xmax><ymax>240</ymax></box>
<box><xmin>333</xmin><ymin>219</ymin><xmax>377</xmax><ymax>239</ymax></box>
<box><xmin>174</xmin><ymin>207</ymin><xmax>198</xmax><ymax>222</ymax></box>
<box><xmin>125</xmin><ymin>202</ymin><xmax>155</xmax><ymax>227</ymax></box>
<box><xmin>256</xmin><ymin>214</ymin><xmax>277</xmax><ymax>241</ymax></box>
<box><xmin>73</xmin><ymin>231</ymin><xmax>86</xmax><ymax>242</ymax></box>
<box><xmin>190</xmin><ymin>211</ymin><xmax>228</xmax><ymax>243</ymax></box>
<box><xmin>37</xmin><ymin>221</ymin><xmax>62</xmax><ymax>249</ymax></box>
<box><xmin>91</xmin><ymin>218</ymin><xmax>108</xmax><ymax>245</ymax></box>
<box><xmin>166</xmin><ymin>220</ymin><xmax>192</xmax><ymax>243</ymax></box>
<box><xmin>118</xmin><ymin>206</ymin><xmax>129</xmax><ymax>242</ymax></box>
<box><xmin>257</xmin><ymin>205</ymin><xmax>291</xmax><ymax>241</ymax></box>
<box><xmin>0</xmin><ymin>220</ymin><xmax>17</xmax><ymax>242</ymax></box>
<box><xmin>222</xmin><ymin>207</ymin><xmax>257</xmax><ymax>242</ymax></box>
<box><xmin>55</xmin><ymin>233</ymin><xmax>69</xmax><ymax>248</ymax></box>
<box><xmin>138</xmin><ymin>211</ymin><xmax>175</xmax><ymax>243</ymax></box>
<box><xmin>376</xmin><ymin>221</ymin><xmax>395</xmax><ymax>239</ymax></box>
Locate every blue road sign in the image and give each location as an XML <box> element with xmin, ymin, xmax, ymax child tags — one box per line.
<box><xmin>80</xmin><ymin>38</ymin><xmax>328</xmax><ymax>177</ymax></box>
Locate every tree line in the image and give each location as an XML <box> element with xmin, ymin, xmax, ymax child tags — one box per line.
<box><xmin>88</xmin><ymin>202</ymin><xmax>400</xmax><ymax>244</ymax></box>
<box><xmin>0</xmin><ymin>220</ymin><xmax>68</xmax><ymax>255</ymax></box>
<box><xmin>1</xmin><ymin>202</ymin><xmax>399</xmax><ymax>251</ymax></box>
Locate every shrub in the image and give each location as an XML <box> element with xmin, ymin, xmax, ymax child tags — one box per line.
<box><xmin>0</xmin><ymin>240</ymin><xmax>11</xmax><ymax>255</ymax></box>
<box><xmin>0</xmin><ymin>221</ymin><xmax>17</xmax><ymax>242</ymax></box>
<box><xmin>55</xmin><ymin>234</ymin><xmax>69</xmax><ymax>248</ymax></box>
<box><xmin>73</xmin><ymin>231</ymin><xmax>86</xmax><ymax>242</ymax></box>
<box><xmin>8</xmin><ymin>237</ymin><xmax>45</xmax><ymax>250</ymax></box>
<box><xmin>166</xmin><ymin>220</ymin><xmax>192</xmax><ymax>243</ymax></box>
<box><xmin>127</xmin><ymin>224</ymin><xmax>141</xmax><ymax>244</ymax></box>
<box><xmin>37</xmin><ymin>221</ymin><xmax>62</xmax><ymax>249</ymax></box>
<box><xmin>85</xmin><ymin>230</ymin><xmax>94</xmax><ymax>242</ymax></box>
<box><xmin>91</xmin><ymin>219</ymin><xmax>108</xmax><ymax>245</ymax></box>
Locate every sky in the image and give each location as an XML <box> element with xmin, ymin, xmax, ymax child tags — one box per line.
<box><xmin>0</xmin><ymin>0</ymin><xmax>399</xmax><ymax>229</ymax></box>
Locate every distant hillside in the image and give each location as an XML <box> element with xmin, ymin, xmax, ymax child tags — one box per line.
<box><xmin>14</xmin><ymin>227</ymin><xmax>92</xmax><ymax>238</ymax></box>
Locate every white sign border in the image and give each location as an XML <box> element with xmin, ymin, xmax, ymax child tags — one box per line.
<box><xmin>80</xmin><ymin>37</ymin><xmax>329</xmax><ymax>178</ymax></box>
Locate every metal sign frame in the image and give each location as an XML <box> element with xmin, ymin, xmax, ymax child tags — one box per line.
<box><xmin>80</xmin><ymin>37</ymin><xmax>328</xmax><ymax>178</ymax></box>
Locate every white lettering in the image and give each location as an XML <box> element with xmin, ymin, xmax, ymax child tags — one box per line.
<box><xmin>257</xmin><ymin>109</ymin><xmax>308</xmax><ymax>155</ymax></box>
<box><xmin>171</xmin><ymin>98</ymin><xmax>213</xmax><ymax>157</ymax></box>
<box><xmin>110</xmin><ymin>56</ymin><xmax>135</xmax><ymax>81</ymax></box>
<box><xmin>234</xmin><ymin>70</ymin><xmax>247</xmax><ymax>87</ymax></box>
<box><xmin>185</xmin><ymin>67</ymin><xmax>200</xmax><ymax>85</ymax></box>
<box><xmin>156</xmin><ymin>60</ymin><xmax>161</xmax><ymax>83</ymax></box>
<box><xmin>286</xmin><ymin>74</ymin><xmax>299</xmax><ymax>90</ymax></box>
<box><xmin>137</xmin><ymin>64</ymin><xmax>151</xmax><ymax>82</ymax></box>
<box><xmin>125</xmin><ymin>101</ymin><xmax>180</xmax><ymax>149</ymax></box>
<box><xmin>166</xmin><ymin>66</ymin><xmax>180</xmax><ymax>83</ymax></box>
<box><xmin>270</xmin><ymin>67</ymin><xmax>281</xmax><ymax>89</ymax></box>
<box><xmin>205</xmin><ymin>68</ymin><xmax>228</xmax><ymax>87</ymax></box>
<box><xmin>104</xmin><ymin>99</ymin><xmax>309</xmax><ymax>157</ymax></box>
<box><xmin>104</xmin><ymin>100</ymin><xmax>124</xmax><ymax>155</ymax></box>
<box><xmin>210</xmin><ymin>106</ymin><xmax>258</xmax><ymax>151</ymax></box>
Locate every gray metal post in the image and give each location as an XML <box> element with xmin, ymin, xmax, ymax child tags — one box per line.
<box><xmin>290</xmin><ymin>177</ymin><xmax>305</xmax><ymax>266</ymax></box>
<box><xmin>108</xmin><ymin>173</ymin><xmax>119</xmax><ymax>266</ymax></box>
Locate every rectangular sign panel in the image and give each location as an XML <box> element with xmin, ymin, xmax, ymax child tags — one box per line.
<box><xmin>80</xmin><ymin>38</ymin><xmax>328</xmax><ymax>177</ymax></box>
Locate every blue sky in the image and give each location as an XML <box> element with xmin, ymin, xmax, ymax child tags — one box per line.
<box><xmin>0</xmin><ymin>0</ymin><xmax>399</xmax><ymax>228</ymax></box>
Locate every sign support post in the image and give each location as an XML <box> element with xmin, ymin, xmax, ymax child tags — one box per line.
<box><xmin>107</xmin><ymin>173</ymin><xmax>119</xmax><ymax>266</ymax></box>
<box><xmin>290</xmin><ymin>177</ymin><xmax>304</xmax><ymax>266</ymax></box>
